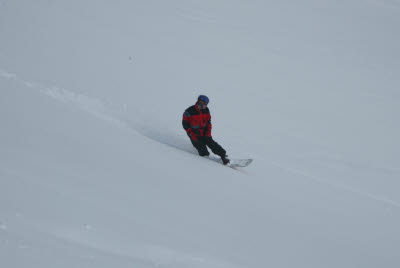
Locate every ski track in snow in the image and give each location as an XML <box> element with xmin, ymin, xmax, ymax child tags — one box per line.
<box><xmin>266</xmin><ymin>159</ymin><xmax>400</xmax><ymax>210</ymax></box>
<box><xmin>2</xmin><ymin>68</ymin><xmax>399</xmax><ymax>209</ymax></box>
<box><xmin>176</xmin><ymin>6</ymin><xmax>220</xmax><ymax>24</ymax></box>
<box><xmin>48</xmin><ymin>231</ymin><xmax>240</xmax><ymax>268</ymax></box>
<box><xmin>175</xmin><ymin>6</ymin><xmax>240</xmax><ymax>28</ymax></box>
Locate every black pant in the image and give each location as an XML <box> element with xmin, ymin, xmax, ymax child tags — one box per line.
<box><xmin>189</xmin><ymin>136</ymin><xmax>226</xmax><ymax>157</ymax></box>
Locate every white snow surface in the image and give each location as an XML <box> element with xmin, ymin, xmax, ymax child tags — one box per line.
<box><xmin>1</xmin><ymin>0</ymin><xmax>400</xmax><ymax>267</ymax></box>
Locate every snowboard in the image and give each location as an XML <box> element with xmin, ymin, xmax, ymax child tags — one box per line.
<box><xmin>228</xmin><ymin>158</ymin><xmax>253</xmax><ymax>168</ymax></box>
<box><xmin>208</xmin><ymin>156</ymin><xmax>253</xmax><ymax>167</ymax></box>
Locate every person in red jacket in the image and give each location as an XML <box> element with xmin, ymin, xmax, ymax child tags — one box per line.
<box><xmin>182</xmin><ymin>95</ymin><xmax>230</xmax><ymax>165</ymax></box>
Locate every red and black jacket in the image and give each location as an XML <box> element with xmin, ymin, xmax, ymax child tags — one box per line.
<box><xmin>182</xmin><ymin>104</ymin><xmax>212</xmax><ymax>141</ymax></box>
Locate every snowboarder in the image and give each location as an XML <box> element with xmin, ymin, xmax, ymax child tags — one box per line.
<box><xmin>182</xmin><ymin>95</ymin><xmax>230</xmax><ymax>165</ymax></box>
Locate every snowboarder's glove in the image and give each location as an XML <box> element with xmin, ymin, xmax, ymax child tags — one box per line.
<box><xmin>190</xmin><ymin>134</ymin><xmax>198</xmax><ymax>142</ymax></box>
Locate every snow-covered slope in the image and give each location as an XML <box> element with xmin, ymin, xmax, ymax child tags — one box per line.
<box><xmin>1</xmin><ymin>1</ymin><xmax>399</xmax><ymax>267</ymax></box>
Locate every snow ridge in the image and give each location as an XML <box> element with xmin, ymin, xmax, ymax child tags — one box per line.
<box><xmin>0</xmin><ymin>68</ymin><xmax>128</xmax><ymax>128</ymax></box>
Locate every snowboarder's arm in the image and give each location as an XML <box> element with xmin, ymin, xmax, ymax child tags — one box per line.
<box><xmin>183</xmin><ymin>111</ymin><xmax>198</xmax><ymax>140</ymax></box>
<box><xmin>205</xmin><ymin>117</ymin><xmax>212</xmax><ymax>137</ymax></box>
